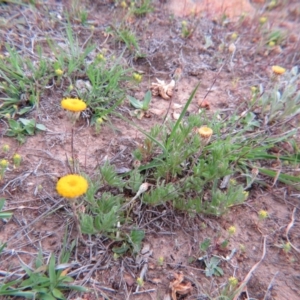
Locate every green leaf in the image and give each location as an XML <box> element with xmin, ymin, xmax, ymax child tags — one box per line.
<box><xmin>129</xmin><ymin>229</ymin><xmax>145</xmax><ymax>253</ymax></box>
<box><xmin>142</xmin><ymin>90</ymin><xmax>151</xmax><ymax>110</ymax></box>
<box><xmin>167</xmin><ymin>83</ymin><xmax>199</xmax><ymax>149</ymax></box>
<box><xmin>200</xmin><ymin>238</ymin><xmax>210</xmax><ymax>252</ymax></box>
<box><xmin>112</xmin><ymin>243</ymin><xmax>130</xmax><ymax>255</ymax></box>
<box><xmin>128</xmin><ymin>95</ymin><xmax>143</xmax><ymax>109</ymax></box>
<box><xmin>36</xmin><ymin>123</ymin><xmax>47</xmax><ymax>131</ymax></box>
<box><xmin>8</xmin><ymin>119</ymin><xmax>21</xmax><ymax>131</ymax></box>
<box><xmin>48</xmin><ymin>254</ymin><xmax>57</xmax><ymax>286</ymax></box>
<box><xmin>52</xmin><ymin>288</ymin><xmax>65</xmax><ymax>299</ymax></box>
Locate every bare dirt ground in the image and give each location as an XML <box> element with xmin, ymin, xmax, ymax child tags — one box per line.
<box><xmin>0</xmin><ymin>0</ymin><xmax>300</xmax><ymax>299</ymax></box>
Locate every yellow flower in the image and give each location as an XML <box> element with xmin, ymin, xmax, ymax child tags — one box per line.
<box><xmin>0</xmin><ymin>159</ymin><xmax>9</xmax><ymax>169</ymax></box>
<box><xmin>61</xmin><ymin>98</ymin><xmax>87</xmax><ymax>112</ymax></box>
<box><xmin>96</xmin><ymin>117</ymin><xmax>103</xmax><ymax>124</ymax></box>
<box><xmin>228</xmin><ymin>226</ymin><xmax>236</xmax><ymax>235</ymax></box>
<box><xmin>231</xmin><ymin>32</ymin><xmax>238</xmax><ymax>40</ymax></box>
<box><xmin>136</xmin><ymin>277</ymin><xmax>144</xmax><ymax>287</ymax></box>
<box><xmin>133</xmin><ymin>73</ymin><xmax>142</xmax><ymax>83</ymax></box>
<box><xmin>198</xmin><ymin>126</ymin><xmax>213</xmax><ymax>139</ymax></box>
<box><xmin>97</xmin><ymin>53</ymin><xmax>105</xmax><ymax>62</ymax></box>
<box><xmin>56</xmin><ymin>174</ymin><xmax>88</xmax><ymax>198</ymax></box>
<box><xmin>259</xmin><ymin>17</ymin><xmax>267</xmax><ymax>25</ymax></box>
<box><xmin>2</xmin><ymin>144</ymin><xmax>10</xmax><ymax>152</ymax></box>
<box><xmin>13</xmin><ymin>153</ymin><xmax>22</xmax><ymax>167</ymax></box>
<box><xmin>258</xmin><ymin>210</ymin><xmax>268</xmax><ymax>220</ymax></box>
<box><xmin>269</xmin><ymin>41</ymin><xmax>275</xmax><ymax>47</ymax></box>
<box><xmin>55</xmin><ymin>68</ymin><xmax>63</xmax><ymax>76</ymax></box>
<box><xmin>120</xmin><ymin>1</ymin><xmax>127</xmax><ymax>8</ymax></box>
<box><xmin>272</xmin><ymin>65</ymin><xmax>286</xmax><ymax>75</ymax></box>
<box><xmin>228</xmin><ymin>276</ymin><xmax>238</xmax><ymax>286</ymax></box>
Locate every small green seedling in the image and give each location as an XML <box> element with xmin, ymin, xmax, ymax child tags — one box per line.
<box><xmin>5</xmin><ymin>118</ymin><xmax>46</xmax><ymax>143</ymax></box>
<box><xmin>128</xmin><ymin>90</ymin><xmax>152</xmax><ymax>111</ymax></box>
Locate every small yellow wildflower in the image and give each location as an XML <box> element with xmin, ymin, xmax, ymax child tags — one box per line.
<box><xmin>4</xmin><ymin>113</ymin><xmax>10</xmax><ymax>119</ymax></box>
<box><xmin>120</xmin><ymin>1</ymin><xmax>127</xmax><ymax>8</ymax></box>
<box><xmin>269</xmin><ymin>41</ymin><xmax>275</xmax><ymax>47</ymax></box>
<box><xmin>230</xmin><ymin>178</ymin><xmax>237</xmax><ymax>186</ymax></box>
<box><xmin>0</xmin><ymin>159</ymin><xmax>9</xmax><ymax>168</ymax></box>
<box><xmin>13</xmin><ymin>153</ymin><xmax>22</xmax><ymax>167</ymax></box>
<box><xmin>55</xmin><ymin>68</ymin><xmax>63</xmax><ymax>76</ymax></box>
<box><xmin>133</xmin><ymin>73</ymin><xmax>142</xmax><ymax>83</ymax></box>
<box><xmin>282</xmin><ymin>242</ymin><xmax>291</xmax><ymax>253</ymax></box>
<box><xmin>198</xmin><ymin>126</ymin><xmax>213</xmax><ymax>139</ymax></box>
<box><xmin>259</xmin><ymin>17</ymin><xmax>267</xmax><ymax>25</ymax></box>
<box><xmin>157</xmin><ymin>256</ymin><xmax>164</xmax><ymax>266</ymax></box>
<box><xmin>272</xmin><ymin>65</ymin><xmax>286</xmax><ymax>75</ymax></box>
<box><xmin>228</xmin><ymin>226</ymin><xmax>236</xmax><ymax>235</ymax></box>
<box><xmin>61</xmin><ymin>98</ymin><xmax>87</xmax><ymax>112</ymax></box>
<box><xmin>231</xmin><ymin>32</ymin><xmax>238</xmax><ymax>40</ymax></box>
<box><xmin>97</xmin><ymin>53</ymin><xmax>105</xmax><ymax>62</ymax></box>
<box><xmin>56</xmin><ymin>174</ymin><xmax>88</xmax><ymax>198</ymax></box>
<box><xmin>243</xmin><ymin>191</ymin><xmax>249</xmax><ymax>200</ymax></box>
<box><xmin>96</xmin><ymin>117</ymin><xmax>103</xmax><ymax>124</ymax></box>
<box><xmin>228</xmin><ymin>276</ymin><xmax>238</xmax><ymax>287</ymax></box>
<box><xmin>182</xmin><ymin>20</ymin><xmax>187</xmax><ymax>27</ymax></box>
<box><xmin>251</xmin><ymin>86</ymin><xmax>257</xmax><ymax>94</ymax></box>
<box><xmin>258</xmin><ymin>210</ymin><xmax>268</xmax><ymax>220</ymax></box>
<box><xmin>136</xmin><ymin>277</ymin><xmax>144</xmax><ymax>287</ymax></box>
<box><xmin>2</xmin><ymin>144</ymin><xmax>10</xmax><ymax>153</ymax></box>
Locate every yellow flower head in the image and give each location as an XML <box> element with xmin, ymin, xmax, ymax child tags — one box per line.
<box><xmin>228</xmin><ymin>225</ymin><xmax>236</xmax><ymax>235</ymax></box>
<box><xmin>258</xmin><ymin>210</ymin><xmax>268</xmax><ymax>220</ymax></box>
<box><xmin>198</xmin><ymin>126</ymin><xmax>213</xmax><ymax>139</ymax></box>
<box><xmin>228</xmin><ymin>276</ymin><xmax>238</xmax><ymax>286</ymax></box>
<box><xmin>13</xmin><ymin>153</ymin><xmax>22</xmax><ymax>167</ymax></box>
<box><xmin>56</xmin><ymin>174</ymin><xmax>88</xmax><ymax>198</ymax></box>
<box><xmin>2</xmin><ymin>144</ymin><xmax>10</xmax><ymax>152</ymax></box>
<box><xmin>0</xmin><ymin>159</ymin><xmax>9</xmax><ymax>168</ymax></box>
<box><xmin>133</xmin><ymin>73</ymin><xmax>142</xmax><ymax>83</ymax></box>
<box><xmin>55</xmin><ymin>68</ymin><xmax>63</xmax><ymax>76</ymax></box>
<box><xmin>259</xmin><ymin>17</ymin><xmax>267</xmax><ymax>25</ymax></box>
<box><xmin>272</xmin><ymin>65</ymin><xmax>286</xmax><ymax>75</ymax></box>
<box><xmin>61</xmin><ymin>98</ymin><xmax>87</xmax><ymax>112</ymax></box>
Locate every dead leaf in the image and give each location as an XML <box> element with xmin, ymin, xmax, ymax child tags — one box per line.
<box><xmin>124</xmin><ymin>273</ymin><xmax>135</xmax><ymax>287</ymax></box>
<box><xmin>198</xmin><ymin>99</ymin><xmax>210</xmax><ymax>110</ymax></box>
<box><xmin>169</xmin><ymin>272</ymin><xmax>192</xmax><ymax>300</ymax></box>
<box><xmin>149</xmin><ymin>108</ymin><xmax>166</xmax><ymax>116</ymax></box>
<box><xmin>172</xmin><ymin>112</ymin><xmax>180</xmax><ymax>120</ymax></box>
<box><xmin>151</xmin><ymin>78</ymin><xmax>175</xmax><ymax>100</ymax></box>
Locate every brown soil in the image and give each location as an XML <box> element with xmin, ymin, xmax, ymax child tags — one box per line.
<box><xmin>0</xmin><ymin>1</ymin><xmax>300</xmax><ymax>300</ymax></box>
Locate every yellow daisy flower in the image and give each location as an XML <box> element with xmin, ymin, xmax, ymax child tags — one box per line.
<box><xmin>56</xmin><ymin>174</ymin><xmax>88</xmax><ymax>198</ymax></box>
<box><xmin>272</xmin><ymin>65</ymin><xmax>285</xmax><ymax>75</ymax></box>
<box><xmin>61</xmin><ymin>98</ymin><xmax>87</xmax><ymax>112</ymax></box>
<box><xmin>198</xmin><ymin>126</ymin><xmax>213</xmax><ymax>139</ymax></box>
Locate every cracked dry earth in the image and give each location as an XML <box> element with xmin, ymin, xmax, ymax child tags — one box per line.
<box><xmin>1</xmin><ymin>0</ymin><xmax>300</xmax><ymax>299</ymax></box>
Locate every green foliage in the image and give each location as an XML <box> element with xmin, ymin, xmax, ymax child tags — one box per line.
<box><xmin>5</xmin><ymin>118</ymin><xmax>46</xmax><ymax>143</ymax></box>
<box><xmin>260</xmin><ymin>66</ymin><xmax>300</xmax><ymax>124</ymax></box>
<box><xmin>0</xmin><ymin>198</ymin><xmax>13</xmax><ymax>220</ymax></box>
<box><xmin>107</xmin><ymin>25</ymin><xmax>141</xmax><ymax>56</ymax></box>
<box><xmin>130</xmin><ymin>0</ymin><xmax>154</xmax><ymax>16</ymax></box>
<box><xmin>0</xmin><ymin>44</ymin><xmax>51</xmax><ymax>119</ymax></box>
<box><xmin>128</xmin><ymin>90</ymin><xmax>152</xmax><ymax>110</ymax></box>
<box><xmin>204</xmin><ymin>256</ymin><xmax>224</xmax><ymax>277</ymax></box>
<box><xmin>0</xmin><ymin>250</ymin><xmax>87</xmax><ymax>299</ymax></box>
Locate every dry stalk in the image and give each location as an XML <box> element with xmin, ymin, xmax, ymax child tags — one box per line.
<box><xmin>233</xmin><ymin>236</ymin><xmax>267</xmax><ymax>300</ymax></box>
<box><xmin>286</xmin><ymin>207</ymin><xmax>300</xmax><ymax>253</ymax></box>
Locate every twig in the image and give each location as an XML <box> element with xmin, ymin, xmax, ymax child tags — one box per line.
<box><xmin>286</xmin><ymin>207</ymin><xmax>300</xmax><ymax>253</ymax></box>
<box><xmin>7</xmin><ymin>199</ymin><xmax>65</xmax><ymax>245</ymax></box>
<box><xmin>233</xmin><ymin>236</ymin><xmax>267</xmax><ymax>300</ymax></box>
<box><xmin>263</xmin><ymin>271</ymin><xmax>279</xmax><ymax>300</ymax></box>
